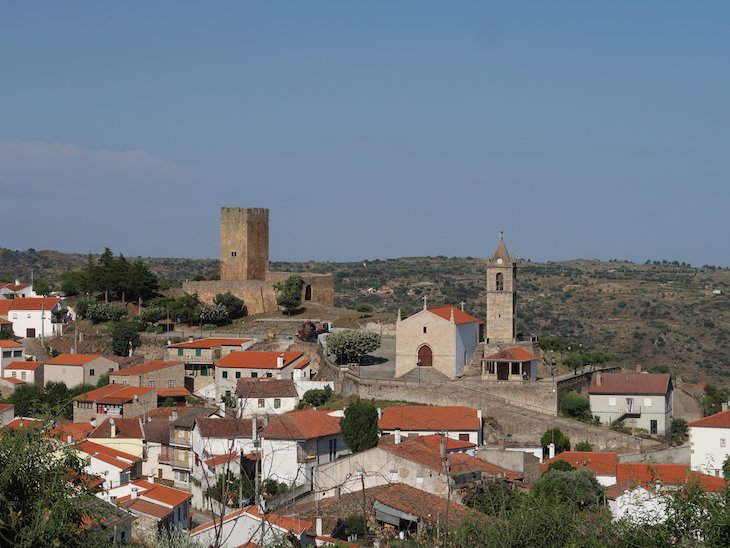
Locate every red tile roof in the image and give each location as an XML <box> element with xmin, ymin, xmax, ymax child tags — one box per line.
<box><xmin>689</xmin><ymin>409</ymin><xmax>730</xmax><ymax>428</ymax></box>
<box><xmin>0</xmin><ymin>403</ymin><xmax>13</xmax><ymax>413</ymax></box>
<box><xmin>111</xmin><ymin>360</ymin><xmax>182</xmax><ymax>376</ymax></box>
<box><xmin>1</xmin><ymin>377</ymin><xmax>26</xmax><ymax>385</ymax></box>
<box><xmin>428</xmin><ymin>305</ymin><xmax>483</xmax><ymax>325</ymax></box>
<box><xmin>261</xmin><ymin>409</ymin><xmax>341</xmax><ymax>440</ymax></box>
<box><xmin>4</xmin><ymin>361</ymin><xmax>43</xmax><ymax>370</ymax></box>
<box><xmin>48</xmin><ymin>422</ymin><xmax>94</xmax><ymax>442</ymax></box>
<box><xmin>604</xmin><ymin>479</ymin><xmax>640</xmax><ymax>500</ymax></box>
<box><xmin>130</xmin><ymin>479</ymin><xmax>193</xmax><ymax>507</ymax></box>
<box><xmin>191</xmin><ymin>506</ymin><xmax>313</xmax><ymax>536</ymax></box>
<box><xmin>616</xmin><ymin>463</ymin><xmax>726</xmax><ymax>492</ymax></box>
<box><xmin>204</xmin><ymin>451</ymin><xmax>240</xmax><ymax>469</ymax></box>
<box><xmin>589</xmin><ymin>373</ymin><xmax>672</xmax><ymax>396</ymax></box>
<box><xmin>156</xmin><ymin>387</ymin><xmax>190</xmax><ymax>398</ymax></box>
<box><xmin>196</xmin><ymin>417</ymin><xmax>253</xmax><ymax>438</ymax></box>
<box><xmin>76</xmin><ymin>440</ymin><xmax>139</xmax><ymax>470</ymax></box>
<box><xmin>540</xmin><ymin>451</ymin><xmax>618</xmax><ymax>476</ymax></box>
<box><xmin>378</xmin><ymin>406</ymin><xmax>480</xmax><ymax>432</ymax></box>
<box><xmin>168</xmin><ymin>337</ymin><xmax>252</xmax><ymax>349</ymax></box>
<box><xmin>217</xmin><ymin>351</ymin><xmax>307</xmax><ymax>370</ymax></box>
<box><xmin>0</xmin><ymin>302</ymin><xmax>11</xmax><ymax>316</ymax></box>
<box><xmin>89</xmin><ymin>417</ymin><xmax>144</xmax><ymax>440</ymax></box>
<box><xmin>0</xmin><ymin>340</ymin><xmax>23</xmax><ymax>348</ymax></box>
<box><xmin>3</xmin><ymin>417</ymin><xmax>41</xmax><ymax>430</ymax></box>
<box><xmin>7</xmin><ymin>297</ymin><xmax>61</xmax><ymax>311</ymax></box>
<box><xmin>407</xmin><ymin>434</ymin><xmax>476</xmax><ymax>452</ymax></box>
<box><xmin>46</xmin><ymin>353</ymin><xmax>102</xmax><ymax>366</ymax></box>
<box><xmin>372</xmin><ymin>483</ymin><xmax>473</xmax><ymax>526</ymax></box>
<box><xmin>73</xmin><ymin>384</ymin><xmax>154</xmax><ymax>404</ymax></box>
<box><xmin>119</xmin><ymin>497</ymin><xmax>173</xmax><ymax>520</ymax></box>
<box><xmin>484</xmin><ymin>347</ymin><xmax>538</xmax><ymax>362</ymax></box>
<box><xmin>0</xmin><ymin>318</ymin><xmax>12</xmax><ymax>325</ymax></box>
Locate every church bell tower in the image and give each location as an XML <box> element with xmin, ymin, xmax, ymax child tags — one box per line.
<box><xmin>486</xmin><ymin>232</ymin><xmax>516</xmax><ymax>344</ymax></box>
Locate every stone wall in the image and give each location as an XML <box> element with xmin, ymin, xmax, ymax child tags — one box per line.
<box><xmin>266</xmin><ymin>271</ymin><xmax>335</xmax><ymax>307</ymax></box>
<box><xmin>220</xmin><ymin>207</ymin><xmax>269</xmax><ymax>281</ymax></box>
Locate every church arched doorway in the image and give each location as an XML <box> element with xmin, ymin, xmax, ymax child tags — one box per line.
<box><xmin>304</xmin><ymin>284</ymin><xmax>312</xmax><ymax>301</ymax></box>
<box><xmin>417</xmin><ymin>345</ymin><xmax>433</xmax><ymax>367</ymax></box>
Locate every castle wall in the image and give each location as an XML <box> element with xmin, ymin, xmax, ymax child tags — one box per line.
<box><xmin>266</xmin><ymin>272</ymin><xmax>334</xmax><ymax>307</ymax></box>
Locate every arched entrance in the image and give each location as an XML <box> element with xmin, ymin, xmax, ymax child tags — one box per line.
<box><xmin>304</xmin><ymin>284</ymin><xmax>312</xmax><ymax>301</ymax></box>
<box><xmin>417</xmin><ymin>345</ymin><xmax>433</xmax><ymax>367</ymax></box>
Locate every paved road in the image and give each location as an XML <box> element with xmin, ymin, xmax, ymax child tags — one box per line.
<box><xmin>350</xmin><ymin>336</ymin><xmax>396</xmax><ymax>380</ymax></box>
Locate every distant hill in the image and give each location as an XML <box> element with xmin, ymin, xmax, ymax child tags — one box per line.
<box><xmin>3</xmin><ymin>247</ymin><xmax>730</xmax><ymax>385</ymax></box>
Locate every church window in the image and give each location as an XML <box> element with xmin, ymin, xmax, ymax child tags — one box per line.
<box><xmin>423</xmin><ymin>326</ymin><xmax>427</xmax><ymax>334</ymax></box>
<box><xmin>231</xmin><ymin>251</ymin><xmax>237</xmax><ymax>257</ymax></box>
<box><xmin>496</xmin><ymin>273</ymin><xmax>504</xmax><ymax>291</ymax></box>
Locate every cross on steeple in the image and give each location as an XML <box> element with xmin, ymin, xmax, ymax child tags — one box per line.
<box><xmin>422</xmin><ymin>295</ymin><xmax>428</xmax><ymax>310</ymax></box>
<box><xmin>460</xmin><ymin>301</ymin><xmax>466</xmax><ymax>311</ymax></box>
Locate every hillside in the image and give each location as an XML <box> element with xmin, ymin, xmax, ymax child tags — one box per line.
<box><xmin>3</xmin><ymin>247</ymin><xmax>730</xmax><ymax>385</ymax></box>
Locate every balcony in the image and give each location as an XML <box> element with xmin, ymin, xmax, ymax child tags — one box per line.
<box><xmin>159</xmin><ymin>450</ymin><xmax>192</xmax><ymax>471</ymax></box>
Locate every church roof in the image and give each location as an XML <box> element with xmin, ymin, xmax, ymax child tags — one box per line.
<box><xmin>428</xmin><ymin>305</ymin><xmax>483</xmax><ymax>325</ymax></box>
<box><xmin>491</xmin><ymin>234</ymin><xmax>512</xmax><ymax>263</ymax></box>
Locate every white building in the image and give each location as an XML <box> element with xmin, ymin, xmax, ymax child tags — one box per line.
<box><xmin>76</xmin><ymin>439</ymin><xmax>141</xmax><ymax>490</ymax></box>
<box><xmin>3</xmin><ymin>360</ymin><xmax>43</xmax><ymax>385</ymax></box>
<box><xmin>0</xmin><ymin>340</ymin><xmax>25</xmax><ymax>374</ymax></box>
<box><xmin>215</xmin><ymin>351</ymin><xmax>310</xmax><ymax>400</ymax></box>
<box><xmin>689</xmin><ymin>406</ymin><xmax>730</xmax><ymax>476</ymax></box>
<box><xmin>0</xmin><ymin>297</ymin><xmax>65</xmax><ymax>339</ymax></box>
<box><xmin>236</xmin><ymin>378</ymin><xmax>299</xmax><ymax>417</ymax></box>
<box><xmin>0</xmin><ymin>281</ymin><xmax>37</xmax><ymax>299</ymax></box>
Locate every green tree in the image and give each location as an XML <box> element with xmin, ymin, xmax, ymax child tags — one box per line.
<box><xmin>301</xmin><ymin>386</ymin><xmax>334</xmax><ymax>408</ymax></box>
<box><xmin>214</xmin><ymin>292</ymin><xmax>247</xmax><ymax>319</ymax></box>
<box><xmin>724</xmin><ymin>455</ymin><xmax>730</xmax><ymax>481</ymax></box>
<box><xmin>575</xmin><ymin>440</ymin><xmax>593</xmax><ymax>452</ymax></box>
<box><xmin>341</xmin><ymin>399</ymin><xmax>378</xmax><ymax>453</ymax></box>
<box><xmin>32</xmin><ymin>278</ymin><xmax>52</xmax><ymax>296</ymax></box>
<box><xmin>703</xmin><ymin>384</ymin><xmax>728</xmax><ymax>416</ymax></box>
<box><xmin>273</xmin><ymin>275</ymin><xmax>305</xmax><ymax>315</ymax></box>
<box><xmin>541</xmin><ymin>428</ymin><xmax>570</xmax><ymax>455</ymax></box>
<box><xmin>139</xmin><ymin>305</ymin><xmax>167</xmax><ymax>325</ymax></box>
<box><xmin>197</xmin><ymin>303</ymin><xmax>229</xmax><ymax>326</ymax></box>
<box><xmin>109</xmin><ymin>319</ymin><xmax>142</xmax><ymax>356</ymax></box>
<box><xmin>121</xmin><ymin>260</ymin><xmax>160</xmax><ymax>301</ymax></box>
<box><xmin>532</xmin><ymin>468</ymin><xmax>604</xmax><ymax>509</ymax></box>
<box><xmin>327</xmin><ymin>330</ymin><xmax>382</xmax><ymax>364</ymax></box>
<box><xmin>559</xmin><ymin>392</ymin><xmax>591</xmax><ymax>421</ymax></box>
<box><xmin>547</xmin><ymin>460</ymin><xmax>575</xmax><ymax>472</ymax></box>
<box><xmin>463</xmin><ymin>481</ymin><xmax>523</xmax><ymax>518</ymax></box>
<box><xmin>0</xmin><ymin>424</ymin><xmax>112</xmax><ymax>547</ymax></box>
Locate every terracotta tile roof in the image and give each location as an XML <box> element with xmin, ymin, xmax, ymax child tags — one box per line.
<box><xmin>111</xmin><ymin>360</ymin><xmax>182</xmax><ymax>376</ymax></box>
<box><xmin>89</xmin><ymin>417</ymin><xmax>144</xmax><ymax>440</ymax></box>
<box><xmin>48</xmin><ymin>422</ymin><xmax>94</xmax><ymax>442</ymax></box>
<box><xmin>4</xmin><ymin>361</ymin><xmax>43</xmax><ymax>370</ymax></box>
<box><xmin>0</xmin><ymin>283</ymin><xmax>29</xmax><ymax>292</ymax></box>
<box><xmin>4</xmin><ymin>417</ymin><xmax>41</xmax><ymax>430</ymax></box>
<box><xmin>119</xmin><ymin>497</ymin><xmax>173</xmax><ymax>520</ymax></box>
<box><xmin>372</xmin><ymin>483</ymin><xmax>472</xmax><ymax>526</ymax></box>
<box><xmin>616</xmin><ymin>463</ymin><xmax>726</xmax><ymax>492</ymax></box>
<box><xmin>428</xmin><ymin>305</ymin><xmax>483</xmax><ymax>325</ymax></box>
<box><xmin>484</xmin><ymin>346</ymin><xmax>538</xmax><ymax>362</ymax></box>
<box><xmin>205</xmin><ymin>451</ymin><xmax>239</xmax><ymax>469</ymax></box>
<box><xmin>0</xmin><ymin>340</ymin><xmax>23</xmax><ymax>348</ymax></box>
<box><xmin>378</xmin><ymin>406</ymin><xmax>480</xmax><ymax>432</ymax></box>
<box><xmin>406</xmin><ymin>434</ymin><xmax>476</xmax><ymax>452</ymax></box>
<box><xmin>191</xmin><ymin>506</ymin><xmax>312</xmax><ymax>536</ymax></box>
<box><xmin>143</xmin><ymin>419</ymin><xmax>172</xmax><ymax>444</ymax></box>
<box><xmin>77</xmin><ymin>440</ymin><xmax>139</xmax><ymax>471</ymax></box>
<box><xmin>540</xmin><ymin>451</ymin><xmax>618</xmax><ymax>476</ymax></box>
<box><xmin>156</xmin><ymin>387</ymin><xmax>190</xmax><ymax>398</ymax></box>
<box><xmin>7</xmin><ymin>297</ymin><xmax>61</xmax><ymax>311</ymax></box>
<box><xmin>689</xmin><ymin>409</ymin><xmax>730</xmax><ymax>428</ymax></box>
<box><xmin>604</xmin><ymin>479</ymin><xmax>640</xmax><ymax>500</ymax></box>
<box><xmin>0</xmin><ymin>318</ymin><xmax>12</xmax><ymax>325</ymax></box>
<box><xmin>1</xmin><ymin>377</ymin><xmax>26</xmax><ymax>385</ymax></box>
<box><xmin>131</xmin><ymin>479</ymin><xmax>193</xmax><ymax>507</ymax></box>
<box><xmin>46</xmin><ymin>353</ymin><xmax>102</xmax><ymax>366</ymax></box>
<box><xmin>261</xmin><ymin>409</ymin><xmax>341</xmax><ymax>440</ymax></box>
<box><xmin>73</xmin><ymin>385</ymin><xmax>154</xmax><ymax>404</ymax></box>
<box><xmin>589</xmin><ymin>373</ymin><xmax>672</xmax><ymax>396</ymax></box>
<box><xmin>133</xmin><ymin>405</ymin><xmax>191</xmax><ymax>421</ymax></box>
<box><xmin>382</xmin><ymin>439</ymin><xmax>519</xmax><ymax>479</ymax></box>
<box><xmin>236</xmin><ymin>379</ymin><xmax>298</xmax><ymax>399</ymax></box>
<box><xmin>168</xmin><ymin>337</ymin><xmax>252</xmax><ymax>349</ymax></box>
<box><xmin>217</xmin><ymin>351</ymin><xmax>307</xmax><ymax>370</ymax></box>
<box><xmin>0</xmin><ymin>302</ymin><xmax>12</xmax><ymax>315</ymax></box>
<box><xmin>196</xmin><ymin>417</ymin><xmax>253</xmax><ymax>438</ymax></box>
<box><xmin>0</xmin><ymin>403</ymin><xmax>13</xmax><ymax>413</ymax></box>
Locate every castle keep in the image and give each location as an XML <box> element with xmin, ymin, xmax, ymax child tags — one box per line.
<box><xmin>183</xmin><ymin>207</ymin><xmax>334</xmax><ymax>315</ymax></box>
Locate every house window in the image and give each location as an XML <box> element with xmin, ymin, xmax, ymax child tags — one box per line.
<box><xmin>222</xmin><ymin>371</ymin><xmax>228</xmax><ymax>379</ymax></box>
<box><xmin>148</xmin><ymin>380</ymin><xmax>156</xmax><ymax>387</ymax></box>
<box><xmin>11</xmin><ymin>314</ymin><xmax>17</xmax><ymax>319</ymax></box>
<box><xmin>122</xmin><ymin>380</ymin><xmax>128</xmax><ymax>386</ymax></box>
<box><xmin>274</xmin><ymin>398</ymin><xmax>281</xmax><ymax>409</ymax></box>
<box><xmin>231</xmin><ymin>251</ymin><xmax>237</xmax><ymax>257</ymax></box>
<box><xmin>644</xmin><ymin>398</ymin><xmax>652</xmax><ymax>407</ymax></box>
<box><xmin>721</xmin><ymin>439</ymin><xmax>726</xmax><ymax>448</ymax></box>
<box><xmin>195</xmin><ymin>349</ymin><xmax>202</xmax><ymax>357</ymax></box>
<box><xmin>1</xmin><ymin>352</ymin><xmax>10</xmax><ymax>358</ymax></box>
<box><xmin>423</xmin><ymin>326</ymin><xmax>427</xmax><ymax>334</ymax></box>
<box><xmin>177</xmin><ymin>349</ymin><xmax>184</xmax><ymax>356</ymax></box>
<box><xmin>168</xmin><ymin>380</ymin><xmax>175</xmax><ymax>388</ymax></box>
<box><xmin>27</xmin><ymin>314</ymin><xmax>31</xmax><ymax>319</ymax></box>
<box><xmin>258</xmin><ymin>399</ymin><xmax>265</xmax><ymax>408</ymax></box>
<box><xmin>11</xmin><ymin>372</ymin><xmax>16</xmax><ymax>378</ymax></box>
<box><xmin>459</xmin><ymin>433</ymin><xmax>469</xmax><ymax>441</ymax></box>
<box><xmin>510</xmin><ymin>363</ymin><xmax>520</xmax><ymax>375</ymax></box>
<box><xmin>608</xmin><ymin>397</ymin><xmax>617</xmax><ymax>406</ymax></box>
<box><xmin>20</xmin><ymin>372</ymin><xmax>26</xmax><ymax>381</ymax></box>
<box><xmin>235</xmin><ymin>372</ymin><xmax>241</xmax><ymax>379</ymax></box>
<box><xmin>13</xmin><ymin>350</ymin><xmax>21</xmax><ymax>357</ymax></box>
<box><xmin>251</xmin><ymin>372</ymin><xmax>258</xmax><ymax>378</ymax></box>
<box><xmin>89</xmin><ymin>369</ymin><xmax>95</xmax><ymax>376</ymax></box>
<box><xmin>265</xmin><ymin>373</ymin><xmax>272</xmax><ymax>378</ymax></box>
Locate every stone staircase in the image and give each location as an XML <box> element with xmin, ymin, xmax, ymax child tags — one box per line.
<box><xmin>461</xmin><ymin>342</ymin><xmax>485</xmax><ymax>378</ymax></box>
<box><xmin>397</xmin><ymin>365</ymin><xmax>453</xmax><ymax>385</ymax></box>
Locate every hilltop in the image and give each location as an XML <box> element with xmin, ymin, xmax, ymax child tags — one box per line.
<box><xmin>3</xmin><ymin>247</ymin><xmax>730</xmax><ymax>385</ymax></box>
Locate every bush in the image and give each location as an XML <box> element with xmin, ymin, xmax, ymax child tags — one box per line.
<box><xmin>559</xmin><ymin>392</ymin><xmax>591</xmax><ymax>421</ymax></box>
<box><xmin>575</xmin><ymin>441</ymin><xmax>593</xmax><ymax>452</ymax></box>
<box><xmin>547</xmin><ymin>460</ymin><xmax>575</xmax><ymax>472</ymax></box>
<box><xmin>302</xmin><ymin>386</ymin><xmax>334</xmax><ymax>407</ymax></box>
<box><xmin>327</xmin><ymin>330</ymin><xmax>381</xmax><ymax>364</ymax></box>
<box><xmin>139</xmin><ymin>306</ymin><xmax>166</xmax><ymax>324</ymax></box>
<box><xmin>532</xmin><ymin>469</ymin><xmax>604</xmax><ymax>509</ymax></box>
<box><xmin>109</xmin><ymin>319</ymin><xmax>142</xmax><ymax>356</ymax></box>
<box><xmin>341</xmin><ymin>399</ymin><xmax>378</xmax><ymax>453</ymax></box>
<box><xmin>541</xmin><ymin>428</ymin><xmax>570</xmax><ymax>455</ymax></box>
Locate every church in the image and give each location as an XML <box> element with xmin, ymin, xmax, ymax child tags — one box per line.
<box><xmin>395</xmin><ymin>234</ymin><xmax>538</xmax><ymax>380</ymax></box>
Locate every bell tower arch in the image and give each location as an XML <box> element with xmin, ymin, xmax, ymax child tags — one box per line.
<box><xmin>486</xmin><ymin>232</ymin><xmax>516</xmax><ymax>344</ymax></box>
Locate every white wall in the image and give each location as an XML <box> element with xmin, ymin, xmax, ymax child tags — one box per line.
<box><xmin>83</xmin><ymin>455</ymin><xmax>130</xmax><ymax>490</ymax></box>
<box><xmin>380</xmin><ymin>428</ymin><xmax>480</xmax><ymax>446</ymax></box>
<box><xmin>8</xmin><ymin>309</ymin><xmax>58</xmax><ymax>338</ymax></box>
<box><xmin>690</xmin><ymin>426</ymin><xmax>730</xmax><ymax>476</ymax></box>
<box><xmin>455</xmin><ymin>323</ymin><xmax>479</xmax><ymax>377</ymax></box>
<box><xmin>191</xmin><ymin>510</ymin><xmax>303</xmax><ymax>548</ymax></box>
<box><xmin>260</xmin><ymin>438</ymin><xmax>303</xmax><ymax>486</ymax></box>
<box><xmin>237</xmin><ymin>396</ymin><xmax>298</xmax><ymax>417</ymax></box>
<box><xmin>610</xmin><ymin>487</ymin><xmax>667</xmax><ymax>523</ymax></box>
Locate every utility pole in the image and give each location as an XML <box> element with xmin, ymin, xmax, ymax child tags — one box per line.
<box><xmin>360</xmin><ymin>471</ymin><xmax>367</xmax><ymax>539</ymax></box>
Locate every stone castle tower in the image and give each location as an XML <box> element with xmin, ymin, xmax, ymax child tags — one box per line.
<box><xmin>220</xmin><ymin>207</ymin><xmax>269</xmax><ymax>281</ymax></box>
<box><xmin>486</xmin><ymin>233</ymin><xmax>516</xmax><ymax>344</ymax></box>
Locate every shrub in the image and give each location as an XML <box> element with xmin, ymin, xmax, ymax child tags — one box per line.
<box><xmin>575</xmin><ymin>441</ymin><xmax>593</xmax><ymax>452</ymax></box>
<box><xmin>559</xmin><ymin>392</ymin><xmax>591</xmax><ymax>421</ymax></box>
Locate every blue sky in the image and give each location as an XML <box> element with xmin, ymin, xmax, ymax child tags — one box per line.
<box><xmin>1</xmin><ymin>2</ymin><xmax>728</xmax><ymax>266</ymax></box>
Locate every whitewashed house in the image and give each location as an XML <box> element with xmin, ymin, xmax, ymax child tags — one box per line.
<box><xmin>0</xmin><ymin>340</ymin><xmax>25</xmax><ymax>374</ymax></box>
<box><xmin>689</xmin><ymin>406</ymin><xmax>730</xmax><ymax>476</ymax></box>
<box><xmin>215</xmin><ymin>351</ymin><xmax>310</xmax><ymax>400</ymax></box>
<box><xmin>236</xmin><ymin>378</ymin><xmax>299</xmax><ymax>417</ymax></box>
<box><xmin>378</xmin><ymin>405</ymin><xmax>483</xmax><ymax>445</ymax></box>
<box><xmin>0</xmin><ymin>297</ymin><xmax>65</xmax><ymax>338</ymax></box>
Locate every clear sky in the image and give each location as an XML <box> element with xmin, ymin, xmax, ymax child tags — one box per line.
<box><xmin>1</xmin><ymin>2</ymin><xmax>728</xmax><ymax>266</ymax></box>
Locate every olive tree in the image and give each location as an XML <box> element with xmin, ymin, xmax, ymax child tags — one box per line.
<box><xmin>327</xmin><ymin>330</ymin><xmax>381</xmax><ymax>364</ymax></box>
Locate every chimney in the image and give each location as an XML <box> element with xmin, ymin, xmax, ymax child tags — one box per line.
<box><xmin>439</xmin><ymin>437</ymin><xmax>447</xmax><ymax>458</ymax></box>
<box><xmin>14</xmin><ymin>279</ymin><xmax>19</xmax><ymax>286</ymax></box>
<box><xmin>315</xmin><ymin>515</ymin><xmax>323</xmax><ymax>537</ymax></box>
<box><xmin>595</xmin><ymin>373</ymin><xmax>602</xmax><ymax>387</ymax></box>
<box><xmin>67</xmin><ymin>434</ymin><xmax>72</xmax><ymax>444</ymax></box>
<box><xmin>219</xmin><ymin>401</ymin><xmax>225</xmax><ymax>414</ymax></box>
<box><xmin>252</xmin><ymin>416</ymin><xmax>258</xmax><ymax>441</ymax></box>
<box><xmin>109</xmin><ymin>418</ymin><xmax>116</xmax><ymax>438</ymax></box>
<box><xmin>477</xmin><ymin>408</ymin><xmax>482</xmax><ymax>422</ymax></box>
<box><xmin>548</xmin><ymin>443</ymin><xmax>556</xmax><ymax>459</ymax></box>
<box><xmin>148</xmin><ymin>473</ymin><xmax>154</xmax><ymax>484</ymax></box>
<box><xmin>130</xmin><ymin>487</ymin><xmax>138</xmax><ymax>500</ymax></box>
<box><xmin>170</xmin><ymin>410</ymin><xmax>178</xmax><ymax>422</ymax></box>
<box><xmin>188</xmin><ymin>336</ymin><xmax>194</xmax><ymax>342</ymax></box>
<box><xmin>722</xmin><ymin>402</ymin><xmax>729</xmax><ymax>412</ymax></box>
<box><xmin>90</xmin><ymin>417</ymin><xmax>96</xmax><ymax>428</ymax></box>
<box><xmin>277</xmin><ymin>354</ymin><xmax>285</xmax><ymax>369</ymax></box>
<box><xmin>394</xmin><ymin>429</ymin><xmax>401</xmax><ymax>445</ymax></box>
<box><xmin>636</xmin><ymin>364</ymin><xmax>642</xmax><ymax>373</ymax></box>
<box><xmin>377</xmin><ymin>407</ymin><xmax>382</xmax><ymax>419</ymax></box>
